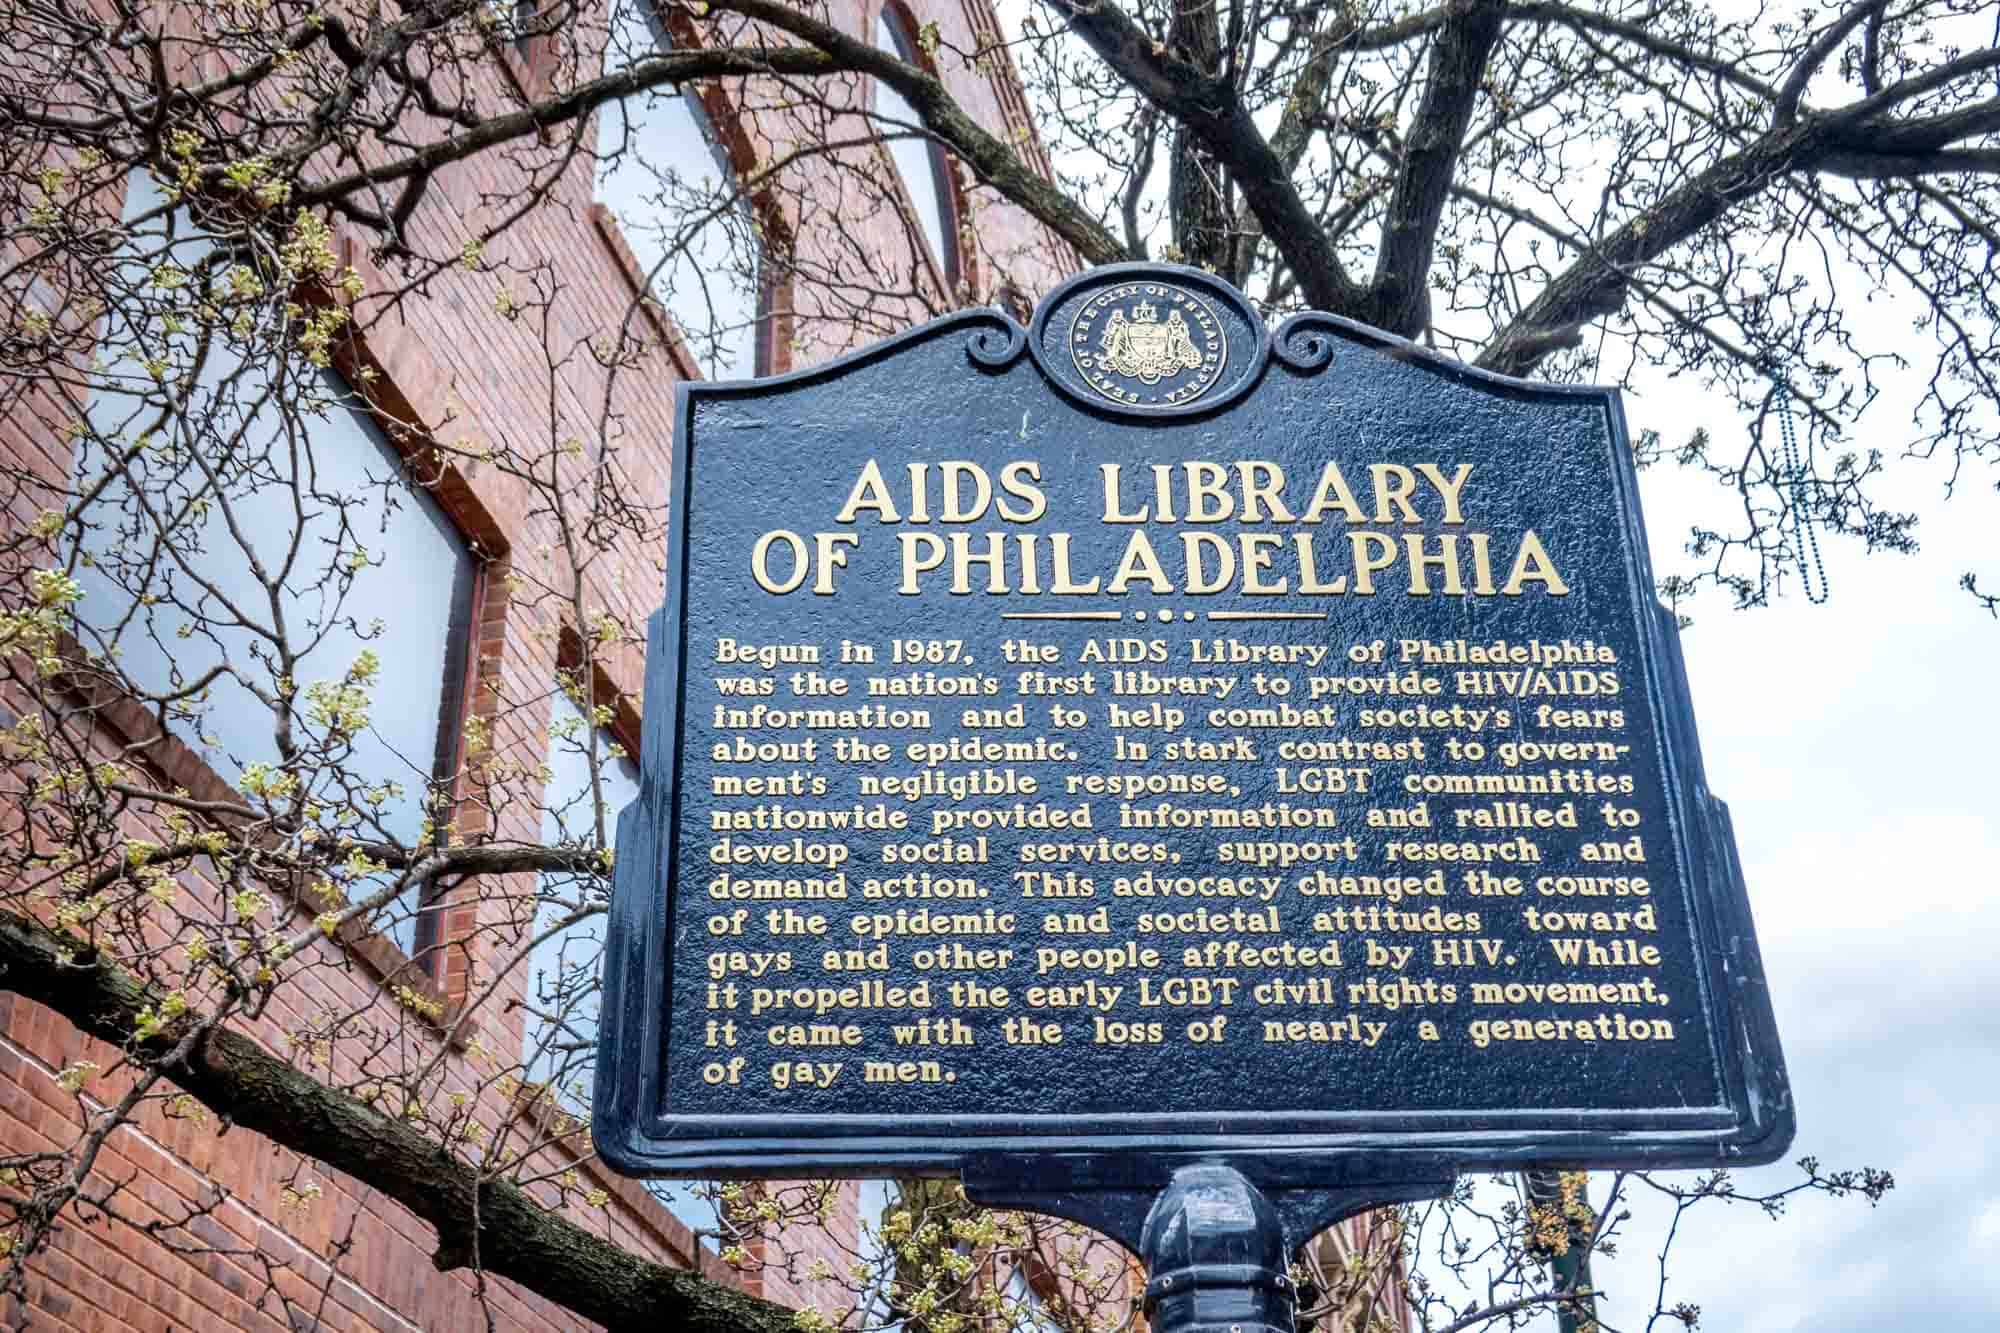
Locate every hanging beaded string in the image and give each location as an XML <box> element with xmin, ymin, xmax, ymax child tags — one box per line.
<box><xmin>1774</xmin><ymin>371</ymin><xmax>1829</xmax><ymax>604</ymax></box>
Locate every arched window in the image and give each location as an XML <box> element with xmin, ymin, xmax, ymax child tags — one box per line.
<box><xmin>79</xmin><ymin>172</ymin><xmax>479</xmax><ymax>962</ymax></box>
<box><xmin>595</xmin><ymin>1</ymin><xmax>765</xmax><ymax>377</ymax></box>
<box><xmin>526</xmin><ymin>687</ymin><xmax>721</xmax><ymax>1241</ymax></box>
<box><xmin>874</xmin><ymin>5</ymin><xmax>959</xmax><ymax>287</ymax></box>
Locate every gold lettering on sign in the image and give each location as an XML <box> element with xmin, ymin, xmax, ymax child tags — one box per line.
<box><xmin>685</xmin><ymin>373</ymin><xmax>1688</xmax><ymax>1113</ymax></box>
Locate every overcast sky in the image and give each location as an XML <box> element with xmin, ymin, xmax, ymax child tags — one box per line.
<box><xmin>1582</xmin><ymin>375</ymin><xmax>2000</xmax><ymax>1330</ymax></box>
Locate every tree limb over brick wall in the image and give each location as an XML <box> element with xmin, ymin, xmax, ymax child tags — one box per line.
<box><xmin>0</xmin><ymin>909</ymin><xmax>791</xmax><ymax>1333</ymax></box>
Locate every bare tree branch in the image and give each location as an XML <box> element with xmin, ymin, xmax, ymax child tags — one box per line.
<box><xmin>710</xmin><ymin>0</ymin><xmax>1134</xmax><ymax>268</ymax></box>
<box><xmin>0</xmin><ymin>909</ymin><xmax>795</xmax><ymax>1333</ymax></box>
<box><xmin>1369</xmin><ymin>0</ymin><xmax>1507</xmax><ymax>335</ymax></box>
<box><xmin>1038</xmin><ymin>0</ymin><xmax>1369</xmax><ymax>313</ymax></box>
<box><xmin>1776</xmin><ymin>1</ymin><xmax>1889</xmax><ymax>125</ymax></box>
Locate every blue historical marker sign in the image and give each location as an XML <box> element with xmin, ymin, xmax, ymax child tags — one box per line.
<box><xmin>593</xmin><ymin>264</ymin><xmax>1792</xmax><ymax>1190</ymax></box>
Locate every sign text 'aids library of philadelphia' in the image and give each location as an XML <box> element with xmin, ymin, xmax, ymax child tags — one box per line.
<box><xmin>593</xmin><ymin>264</ymin><xmax>1793</xmax><ymax>1183</ymax></box>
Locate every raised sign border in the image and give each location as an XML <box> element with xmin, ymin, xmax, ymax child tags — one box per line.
<box><xmin>593</xmin><ymin>265</ymin><xmax>1793</xmax><ymax>1181</ymax></box>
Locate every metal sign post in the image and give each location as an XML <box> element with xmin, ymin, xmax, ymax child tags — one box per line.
<box><xmin>593</xmin><ymin>263</ymin><xmax>1793</xmax><ymax>1316</ymax></box>
<box><xmin>965</xmin><ymin>1154</ymin><xmax>1455</xmax><ymax>1332</ymax></box>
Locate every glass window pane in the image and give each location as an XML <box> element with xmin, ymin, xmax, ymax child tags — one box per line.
<box><xmin>857</xmin><ymin>1179</ymin><xmax>902</xmax><ymax>1331</ymax></box>
<box><xmin>524</xmin><ymin>690</ymin><xmax>640</xmax><ymax>1098</ymax></box>
<box><xmin>876</xmin><ymin>11</ymin><xmax>954</xmax><ymax>279</ymax></box>
<box><xmin>1003</xmin><ymin>1268</ymin><xmax>1059</xmax><ymax>1333</ymax></box>
<box><xmin>75</xmin><ymin>172</ymin><xmax>473</xmax><ymax>956</ymax></box>
<box><xmin>526</xmin><ymin>691</ymin><xmax>721</xmax><ymax>1242</ymax></box>
<box><xmin>596</xmin><ymin>1</ymin><xmax>762</xmax><ymax>377</ymax></box>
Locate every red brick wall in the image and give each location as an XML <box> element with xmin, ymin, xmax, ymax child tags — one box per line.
<box><xmin>0</xmin><ymin>0</ymin><xmax>1072</xmax><ymax>1327</ymax></box>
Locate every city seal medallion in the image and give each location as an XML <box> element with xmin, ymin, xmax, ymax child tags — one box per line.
<box><xmin>1069</xmin><ymin>280</ymin><xmax>1226</xmax><ymax>407</ymax></box>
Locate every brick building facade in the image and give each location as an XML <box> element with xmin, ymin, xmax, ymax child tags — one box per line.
<box><xmin>1</xmin><ymin>2</ymin><xmax>1073</xmax><ymax>1327</ymax></box>
<box><xmin>0</xmin><ymin>3</ymin><xmax>1422</xmax><ymax>1327</ymax></box>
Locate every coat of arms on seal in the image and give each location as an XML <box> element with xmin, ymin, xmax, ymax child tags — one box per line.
<box><xmin>1099</xmin><ymin>300</ymin><xmax>1202</xmax><ymax>383</ymax></box>
<box><xmin>1068</xmin><ymin>281</ymin><xmax>1226</xmax><ymax>407</ymax></box>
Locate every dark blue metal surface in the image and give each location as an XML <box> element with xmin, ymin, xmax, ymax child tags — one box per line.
<box><xmin>1140</xmin><ymin>1163</ymin><xmax>1296</xmax><ymax>1333</ymax></box>
<box><xmin>593</xmin><ymin>263</ymin><xmax>1793</xmax><ymax>1190</ymax></box>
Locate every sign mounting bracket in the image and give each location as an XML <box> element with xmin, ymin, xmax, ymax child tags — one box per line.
<box><xmin>963</xmin><ymin>1154</ymin><xmax>1455</xmax><ymax>1332</ymax></box>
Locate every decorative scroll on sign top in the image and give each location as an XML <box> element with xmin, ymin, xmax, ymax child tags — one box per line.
<box><xmin>592</xmin><ymin>263</ymin><xmax>1793</xmax><ymax>1181</ymax></box>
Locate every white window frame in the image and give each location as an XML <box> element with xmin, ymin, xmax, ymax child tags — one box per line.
<box><xmin>874</xmin><ymin>3</ymin><xmax>961</xmax><ymax>288</ymax></box>
<box><xmin>594</xmin><ymin>0</ymin><xmax>768</xmax><ymax>379</ymax></box>
<box><xmin>76</xmin><ymin>171</ymin><xmax>479</xmax><ymax>961</ymax></box>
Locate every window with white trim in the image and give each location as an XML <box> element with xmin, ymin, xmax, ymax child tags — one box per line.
<box><xmin>595</xmin><ymin>0</ymin><xmax>765</xmax><ymax>378</ymax></box>
<box><xmin>874</xmin><ymin>5</ymin><xmax>959</xmax><ymax>285</ymax></box>
<box><xmin>525</xmin><ymin>688</ymin><xmax>721</xmax><ymax>1241</ymax></box>
<box><xmin>857</xmin><ymin>1178</ymin><xmax>903</xmax><ymax>1330</ymax></box>
<box><xmin>74</xmin><ymin>171</ymin><xmax>477</xmax><ymax>959</ymax></box>
<box><xmin>1002</xmin><ymin>1267</ymin><xmax>1060</xmax><ymax>1333</ymax></box>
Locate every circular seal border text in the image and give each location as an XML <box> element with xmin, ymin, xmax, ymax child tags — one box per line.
<box><xmin>1067</xmin><ymin>281</ymin><xmax>1228</xmax><ymax>408</ymax></box>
